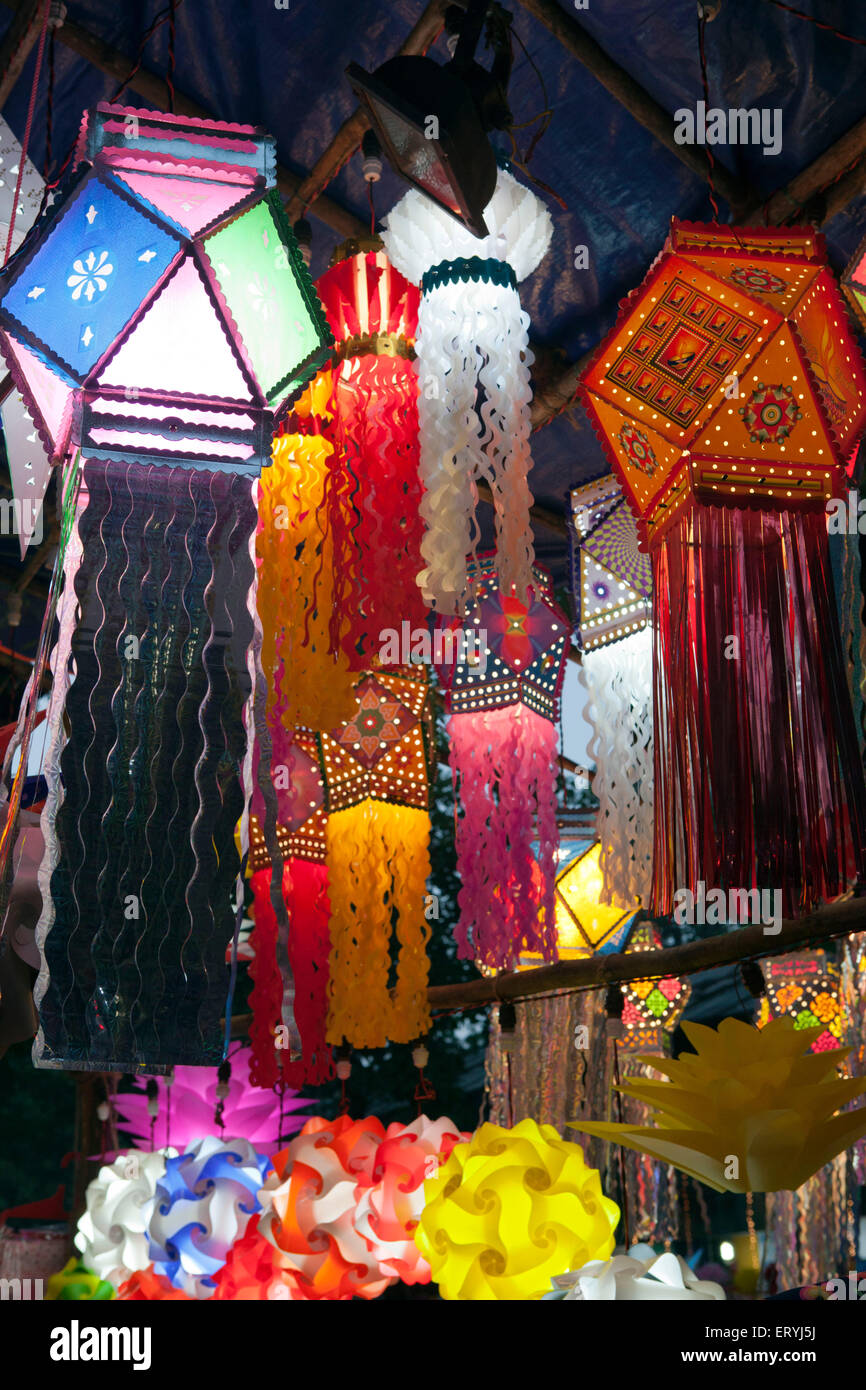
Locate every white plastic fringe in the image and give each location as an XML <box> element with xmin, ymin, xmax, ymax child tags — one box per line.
<box><xmin>382</xmin><ymin>169</ymin><xmax>552</xmax><ymax>614</ymax></box>
<box><xmin>580</xmin><ymin>626</ymin><xmax>654</xmax><ymax>909</ymax></box>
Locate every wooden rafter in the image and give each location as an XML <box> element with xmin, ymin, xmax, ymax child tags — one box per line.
<box><xmin>0</xmin><ymin>0</ymin><xmax>46</xmax><ymax>110</ymax></box>
<box><xmin>0</xmin><ymin>0</ymin><xmax>368</xmax><ymax>239</ymax></box>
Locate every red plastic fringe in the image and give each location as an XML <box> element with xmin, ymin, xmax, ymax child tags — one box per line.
<box><xmin>249</xmin><ymin>864</ymin><xmax>333</xmax><ymax>1088</ymax></box>
<box><xmin>651</xmin><ymin>504</ymin><xmax>866</xmax><ymax>918</ymax></box>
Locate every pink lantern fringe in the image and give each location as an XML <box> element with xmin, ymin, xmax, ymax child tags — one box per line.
<box><xmin>449</xmin><ymin>704</ymin><xmax>559</xmax><ymax>971</ymax></box>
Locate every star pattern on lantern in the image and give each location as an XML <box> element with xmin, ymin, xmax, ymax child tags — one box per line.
<box><xmin>436</xmin><ymin>553</ymin><xmax>569</xmax><ymax>721</ymax></box>
<box><xmin>319</xmin><ymin>667</ymin><xmax>434</xmax><ymax>814</ymax></box>
<box><xmin>338</xmin><ymin>678</ymin><xmax>415</xmax><ymax>769</ymax></box>
<box><xmin>619</xmin><ymin>919</ymin><xmax>690</xmax><ymax>1052</ymax></box>
<box><xmin>740</xmin><ymin>382</ymin><xmax>801</xmax><ymax>444</ymax></box>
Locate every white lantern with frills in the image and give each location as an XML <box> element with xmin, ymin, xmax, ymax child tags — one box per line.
<box><xmin>382</xmin><ymin>167</ymin><xmax>552</xmax><ymax>614</ymax></box>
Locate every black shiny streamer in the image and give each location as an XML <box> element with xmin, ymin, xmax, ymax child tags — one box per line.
<box><xmin>37</xmin><ymin>459</ymin><xmax>255</xmax><ymax>1070</ymax></box>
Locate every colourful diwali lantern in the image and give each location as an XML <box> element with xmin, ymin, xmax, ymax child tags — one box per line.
<box><xmin>114</xmin><ymin>1045</ymin><xmax>309</xmax><ymax>1151</ymax></box>
<box><xmin>248</xmin><ymin>727</ymin><xmax>334</xmax><ymax>1088</ymax></box>
<box><xmin>580</xmin><ymin>221</ymin><xmax>866</xmax><ymax>919</ymax></box>
<box><xmin>436</xmin><ymin>554</ymin><xmax>569</xmax><ymax>972</ymax></box>
<box><xmin>318</xmin><ymin>665</ymin><xmax>434</xmax><ymax>1048</ymax></box>
<box><xmin>258</xmin><ymin>1113</ymin><xmax>394</xmax><ymax>1300</ymax></box>
<box><xmin>382</xmin><ymin>168</ymin><xmax>553</xmax><ymax>614</ymax></box>
<box><xmin>312</xmin><ymin>235</ymin><xmax>426</xmax><ymax>662</ymax></box>
<box><xmin>570</xmin><ymin>476</ymin><xmax>653</xmax><ymax>908</ymax></box>
<box><xmin>415</xmin><ymin>1118</ymin><xmax>620</xmax><ymax>1301</ymax></box>
<box><xmin>757</xmin><ymin>951</ymin><xmax>844</xmax><ymax>1054</ymax></box>
<box><xmin>519</xmin><ymin>840</ymin><xmax>635</xmax><ymax>967</ymax></box>
<box><xmin>256</xmin><ymin>414</ymin><xmax>359</xmax><ymax>733</ymax></box>
<box><xmin>0</xmin><ymin>103</ymin><xmax>332</xmax><ymax>1071</ymax></box>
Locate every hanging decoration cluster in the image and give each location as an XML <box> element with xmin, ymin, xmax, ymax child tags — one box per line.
<box><xmin>435</xmin><ymin>554</ymin><xmax>568</xmax><ymax>971</ymax></box>
<box><xmin>0</xmin><ymin>102</ymin><xmax>333</xmax><ymax>1070</ymax></box>
<box><xmin>570</xmin><ymin>476</ymin><xmax>654</xmax><ymax>908</ymax></box>
<box><xmin>580</xmin><ymin>221</ymin><xmax>866</xmax><ymax>920</ymax></box>
<box><xmin>382</xmin><ymin>168</ymin><xmax>552</xmax><ymax>613</ymax></box>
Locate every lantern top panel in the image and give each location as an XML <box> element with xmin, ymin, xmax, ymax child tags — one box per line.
<box><xmin>81</xmin><ymin>102</ymin><xmax>275</xmax><ymax>189</ymax></box>
<box><xmin>316</xmin><ymin>240</ymin><xmax>419</xmax><ymax>349</ymax></box>
<box><xmin>318</xmin><ymin>666</ymin><xmax>434</xmax><ymax>815</ymax></box>
<box><xmin>570</xmin><ymin>487</ymin><xmax>651</xmax><ymax>652</ymax></box>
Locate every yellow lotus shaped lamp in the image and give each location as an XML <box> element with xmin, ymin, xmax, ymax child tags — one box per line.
<box><xmin>570</xmin><ymin>1016</ymin><xmax>866</xmax><ymax>1194</ymax></box>
<box><xmin>414</xmin><ymin>1118</ymin><xmax>620</xmax><ymax>1300</ymax></box>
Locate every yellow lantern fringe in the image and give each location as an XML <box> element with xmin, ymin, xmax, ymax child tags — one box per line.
<box><xmin>256</xmin><ymin>429</ymin><xmax>358</xmax><ymax>731</ymax></box>
<box><xmin>326</xmin><ymin>799</ymin><xmax>432</xmax><ymax>1049</ymax></box>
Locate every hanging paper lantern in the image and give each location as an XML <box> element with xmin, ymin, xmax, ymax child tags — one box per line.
<box><xmin>210</xmin><ymin>1215</ymin><xmax>305</xmax><ymax>1300</ymax></box>
<box><xmin>148</xmin><ymin>1136</ymin><xmax>270</xmax><ymax>1299</ymax></box>
<box><xmin>757</xmin><ymin>951</ymin><xmax>844</xmax><ymax>1054</ymax></box>
<box><xmin>319</xmin><ymin>666</ymin><xmax>434</xmax><ymax>1048</ymax></box>
<box><xmin>435</xmin><ymin>554</ymin><xmax>568</xmax><ymax>972</ymax></box>
<box><xmin>520</xmin><ymin>840</ymin><xmax>635</xmax><ymax>967</ymax></box>
<box><xmin>570</xmin><ymin>477</ymin><xmax>653</xmax><ymax>908</ymax></box>
<box><xmin>45</xmin><ymin>1258</ymin><xmax>116</xmax><ymax>1301</ymax></box>
<box><xmin>0</xmin><ymin>103</ymin><xmax>332</xmax><ymax>1071</ymax></box>
<box><xmin>258</xmin><ymin>1113</ymin><xmax>394</xmax><ymax>1300</ymax></box>
<box><xmin>74</xmin><ymin>1149</ymin><xmax>168</xmax><ymax>1289</ymax></box>
<box><xmin>114</xmin><ymin>1046</ymin><xmax>309</xmax><ymax>1152</ymax></box>
<box><xmin>572</xmin><ymin>1016</ymin><xmax>866</xmax><ymax>1193</ymax></box>
<box><xmin>353</xmin><ymin>1115</ymin><xmax>470</xmax><ymax>1285</ymax></box>
<box><xmin>256</xmin><ymin>415</ymin><xmax>359</xmax><ymax>733</ymax></box>
<box><xmin>415</xmin><ymin>1118</ymin><xmax>619</xmax><ymax>1301</ymax></box>
<box><xmin>382</xmin><ymin>168</ymin><xmax>553</xmax><ymax>614</ymax></box>
<box><xmin>580</xmin><ymin>221</ymin><xmax>866</xmax><ymax>919</ymax></box>
<box><xmin>618</xmin><ymin>919</ymin><xmax>691</xmax><ymax>1052</ymax></box>
<box><xmin>545</xmin><ymin>1243</ymin><xmax>726</xmax><ymax>1301</ymax></box>
<box><xmin>312</xmin><ymin>235</ymin><xmax>426</xmax><ymax>662</ymax></box>
<box><xmin>248</xmin><ymin>727</ymin><xmax>334</xmax><ymax>1087</ymax></box>
<box><xmin>116</xmin><ymin>1267</ymin><xmax>192</xmax><ymax>1300</ymax></box>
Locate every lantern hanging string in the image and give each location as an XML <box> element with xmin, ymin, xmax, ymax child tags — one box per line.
<box><xmin>762</xmin><ymin>0</ymin><xmax>866</xmax><ymax>46</ymax></box>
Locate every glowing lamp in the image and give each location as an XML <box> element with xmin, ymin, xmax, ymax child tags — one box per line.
<box><xmin>318</xmin><ymin>667</ymin><xmax>434</xmax><ymax>1048</ymax></box>
<box><xmin>382</xmin><ymin>169</ymin><xmax>552</xmax><ymax>613</ymax></box>
<box><xmin>258</xmin><ymin>1114</ymin><xmax>394</xmax><ymax>1300</ymax></box>
<box><xmin>4</xmin><ymin>103</ymin><xmax>332</xmax><ymax>1070</ymax></box>
<box><xmin>436</xmin><ymin>555</ymin><xmax>569</xmax><ymax>972</ymax></box>
<box><xmin>580</xmin><ymin>222</ymin><xmax>866</xmax><ymax>918</ymax></box>
<box><xmin>415</xmin><ymin>1118</ymin><xmax>620</xmax><ymax>1300</ymax></box>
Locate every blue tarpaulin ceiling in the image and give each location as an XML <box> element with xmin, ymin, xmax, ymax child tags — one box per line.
<box><xmin>1</xmin><ymin>0</ymin><xmax>866</xmax><ymax>655</ymax></box>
